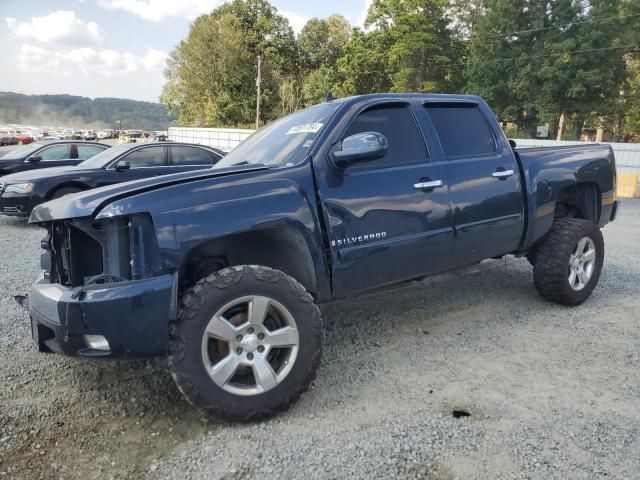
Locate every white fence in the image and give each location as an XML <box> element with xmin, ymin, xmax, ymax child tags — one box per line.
<box><xmin>169</xmin><ymin>127</ymin><xmax>640</xmax><ymax>174</ymax></box>
<box><xmin>514</xmin><ymin>139</ymin><xmax>640</xmax><ymax>174</ymax></box>
<box><xmin>168</xmin><ymin>127</ymin><xmax>253</xmax><ymax>152</ymax></box>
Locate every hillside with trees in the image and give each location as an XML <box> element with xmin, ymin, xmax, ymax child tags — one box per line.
<box><xmin>0</xmin><ymin>92</ymin><xmax>174</xmax><ymax>129</ymax></box>
<box><xmin>161</xmin><ymin>0</ymin><xmax>640</xmax><ymax>141</ymax></box>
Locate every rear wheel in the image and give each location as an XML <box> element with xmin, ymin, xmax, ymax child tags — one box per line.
<box><xmin>533</xmin><ymin>218</ymin><xmax>604</xmax><ymax>305</ymax></box>
<box><xmin>168</xmin><ymin>265</ymin><xmax>323</xmax><ymax>421</ymax></box>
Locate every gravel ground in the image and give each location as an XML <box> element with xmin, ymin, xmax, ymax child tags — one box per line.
<box><xmin>1</xmin><ymin>201</ymin><xmax>639</xmax><ymax>480</ymax></box>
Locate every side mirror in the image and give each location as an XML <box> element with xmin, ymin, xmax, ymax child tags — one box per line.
<box><xmin>331</xmin><ymin>132</ymin><xmax>388</xmax><ymax>169</ymax></box>
<box><xmin>115</xmin><ymin>161</ymin><xmax>131</xmax><ymax>172</ymax></box>
<box><xmin>508</xmin><ymin>139</ymin><xmax>517</xmax><ymax>150</ymax></box>
<box><xmin>28</xmin><ymin>155</ymin><xmax>42</xmax><ymax>163</ymax></box>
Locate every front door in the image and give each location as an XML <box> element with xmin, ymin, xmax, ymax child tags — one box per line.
<box><xmin>104</xmin><ymin>145</ymin><xmax>169</xmax><ymax>186</ymax></box>
<box><xmin>316</xmin><ymin>102</ymin><xmax>453</xmax><ymax>297</ymax></box>
<box><xmin>423</xmin><ymin>102</ymin><xmax>524</xmax><ymax>267</ymax></box>
<box><xmin>29</xmin><ymin>144</ymin><xmax>76</xmax><ymax>169</ymax></box>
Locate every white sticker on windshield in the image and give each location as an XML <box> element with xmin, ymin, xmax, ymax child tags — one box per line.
<box><xmin>286</xmin><ymin>123</ymin><xmax>324</xmax><ymax>135</ymax></box>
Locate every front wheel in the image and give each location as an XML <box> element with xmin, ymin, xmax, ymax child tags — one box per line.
<box><xmin>533</xmin><ymin>218</ymin><xmax>604</xmax><ymax>305</ymax></box>
<box><xmin>168</xmin><ymin>265</ymin><xmax>324</xmax><ymax>421</ymax></box>
<box><xmin>50</xmin><ymin>187</ymin><xmax>82</xmax><ymax>200</ymax></box>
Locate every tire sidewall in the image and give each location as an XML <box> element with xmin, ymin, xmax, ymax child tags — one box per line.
<box><xmin>536</xmin><ymin>219</ymin><xmax>604</xmax><ymax>305</ymax></box>
<box><xmin>566</xmin><ymin>225</ymin><xmax>604</xmax><ymax>303</ymax></box>
<box><xmin>169</xmin><ymin>267</ymin><xmax>322</xmax><ymax>419</ymax></box>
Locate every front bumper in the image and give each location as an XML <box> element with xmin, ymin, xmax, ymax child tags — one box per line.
<box><xmin>0</xmin><ymin>193</ymin><xmax>32</xmax><ymax>216</ymax></box>
<box><xmin>29</xmin><ymin>272</ymin><xmax>174</xmax><ymax>358</ymax></box>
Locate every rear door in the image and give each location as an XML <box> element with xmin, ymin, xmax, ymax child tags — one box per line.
<box><xmin>76</xmin><ymin>144</ymin><xmax>108</xmax><ymax>162</ymax></box>
<box><xmin>423</xmin><ymin>101</ymin><xmax>524</xmax><ymax>267</ymax></box>
<box><xmin>316</xmin><ymin>101</ymin><xmax>453</xmax><ymax>297</ymax></box>
<box><xmin>168</xmin><ymin>145</ymin><xmax>221</xmax><ymax>173</ymax></box>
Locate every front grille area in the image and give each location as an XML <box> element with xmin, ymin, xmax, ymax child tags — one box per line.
<box><xmin>0</xmin><ymin>182</ymin><xmax>4</xmax><ymax>194</ymax></box>
<box><xmin>43</xmin><ymin>215</ymin><xmax>160</xmax><ymax>288</ymax></box>
<box><xmin>51</xmin><ymin>222</ymin><xmax>104</xmax><ymax>286</ymax></box>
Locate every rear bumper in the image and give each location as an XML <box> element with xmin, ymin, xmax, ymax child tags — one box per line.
<box><xmin>29</xmin><ymin>273</ymin><xmax>174</xmax><ymax>358</ymax></box>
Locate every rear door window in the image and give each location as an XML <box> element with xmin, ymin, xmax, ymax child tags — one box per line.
<box><xmin>425</xmin><ymin>103</ymin><xmax>496</xmax><ymax>158</ymax></box>
<box><xmin>343</xmin><ymin>104</ymin><xmax>428</xmax><ymax>169</ymax></box>
<box><xmin>170</xmin><ymin>146</ymin><xmax>217</xmax><ymax>166</ymax></box>
<box><xmin>76</xmin><ymin>144</ymin><xmax>107</xmax><ymax>160</ymax></box>
<box><xmin>122</xmin><ymin>146</ymin><xmax>166</xmax><ymax>168</ymax></box>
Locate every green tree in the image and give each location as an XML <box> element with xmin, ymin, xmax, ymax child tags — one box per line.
<box><xmin>364</xmin><ymin>0</ymin><xmax>464</xmax><ymax>93</ymax></box>
<box><xmin>302</xmin><ymin>66</ymin><xmax>341</xmax><ymax>105</ymax></box>
<box><xmin>446</xmin><ymin>0</ymin><xmax>484</xmax><ymax>38</ymax></box>
<box><xmin>465</xmin><ymin>0</ymin><xmax>549</xmax><ymax>137</ymax></box>
<box><xmin>623</xmin><ymin>58</ymin><xmax>640</xmax><ymax>139</ymax></box>
<box><xmin>160</xmin><ymin>0</ymin><xmax>298</xmax><ymax>127</ymax></box>
<box><xmin>298</xmin><ymin>15</ymin><xmax>351</xmax><ymax>106</ymax></box>
<box><xmin>298</xmin><ymin>14</ymin><xmax>351</xmax><ymax>70</ymax></box>
<box><xmin>335</xmin><ymin>28</ymin><xmax>393</xmax><ymax>95</ymax></box>
<box><xmin>465</xmin><ymin>0</ymin><xmax>639</xmax><ymax>138</ymax></box>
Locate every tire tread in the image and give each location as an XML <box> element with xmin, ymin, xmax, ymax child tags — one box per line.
<box><xmin>168</xmin><ymin>265</ymin><xmax>323</xmax><ymax>422</ymax></box>
<box><xmin>533</xmin><ymin>218</ymin><xmax>604</xmax><ymax>306</ymax></box>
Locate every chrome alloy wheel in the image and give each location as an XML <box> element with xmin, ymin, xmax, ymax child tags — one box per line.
<box><xmin>568</xmin><ymin>236</ymin><xmax>596</xmax><ymax>291</ymax></box>
<box><xmin>201</xmin><ymin>295</ymin><xmax>299</xmax><ymax>396</ymax></box>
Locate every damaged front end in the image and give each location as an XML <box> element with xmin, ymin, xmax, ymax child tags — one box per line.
<box><xmin>29</xmin><ymin>214</ymin><xmax>175</xmax><ymax>358</ymax></box>
<box><xmin>43</xmin><ymin>214</ymin><xmax>162</xmax><ymax>288</ymax></box>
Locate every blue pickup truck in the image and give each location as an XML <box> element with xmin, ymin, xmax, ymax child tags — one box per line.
<box><xmin>27</xmin><ymin>94</ymin><xmax>618</xmax><ymax>421</ymax></box>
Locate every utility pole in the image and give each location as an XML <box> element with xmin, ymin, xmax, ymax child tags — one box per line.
<box><xmin>255</xmin><ymin>55</ymin><xmax>262</xmax><ymax>129</ymax></box>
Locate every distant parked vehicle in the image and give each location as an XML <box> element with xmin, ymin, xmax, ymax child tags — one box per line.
<box><xmin>97</xmin><ymin>129</ymin><xmax>114</xmax><ymax>140</ymax></box>
<box><xmin>127</xmin><ymin>129</ymin><xmax>143</xmax><ymax>138</ymax></box>
<box><xmin>79</xmin><ymin>130</ymin><xmax>97</xmax><ymax>141</ymax></box>
<box><xmin>29</xmin><ymin>130</ymin><xmax>46</xmax><ymax>141</ymax></box>
<box><xmin>153</xmin><ymin>131</ymin><xmax>168</xmax><ymax>141</ymax></box>
<box><xmin>0</xmin><ymin>142</ymin><xmax>224</xmax><ymax>217</ymax></box>
<box><xmin>0</xmin><ymin>140</ymin><xmax>108</xmax><ymax>177</ymax></box>
<box><xmin>0</xmin><ymin>129</ymin><xmax>18</xmax><ymax>146</ymax></box>
<box><xmin>15</xmin><ymin>132</ymin><xmax>35</xmax><ymax>145</ymax></box>
<box><xmin>43</xmin><ymin>133</ymin><xmax>64</xmax><ymax>140</ymax></box>
<box><xmin>61</xmin><ymin>129</ymin><xmax>76</xmax><ymax>140</ymax></box>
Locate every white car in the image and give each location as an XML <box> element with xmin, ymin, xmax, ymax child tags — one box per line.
<box><xmin>0</xmin><ymin>129</ymin><xmax>18</xmax><ymax>146</ymax></box>
<box><xmin>97</xmin><ymin>129</ymin><xmax>114</xmax><ymax>140</ymax></box>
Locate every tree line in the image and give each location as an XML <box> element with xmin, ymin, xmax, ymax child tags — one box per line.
<box><xmin>0</xmin><ymin>92</ymin><xmax>174</xmax><ymax>130</ymax></box>
<box><xmin>161</xmin><ymin>0</ymin><xmax>640</xmax><ymax>141</ymax></box>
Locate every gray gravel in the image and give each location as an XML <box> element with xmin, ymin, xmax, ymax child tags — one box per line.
<box><xmin>1</xmin><ymin>201</ymin><xmax>639</xmax><ymax>480</ymax></box>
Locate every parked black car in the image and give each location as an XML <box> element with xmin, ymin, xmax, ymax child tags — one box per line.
<box><xmin>0</xmin><ymin>140</ymin><xmax>108</xmax><ymax>176</ymax></box>
<box><xmin>0</xmin><ymin>142</ymin><xmax>224</xmax><ymax>216</ymax></box>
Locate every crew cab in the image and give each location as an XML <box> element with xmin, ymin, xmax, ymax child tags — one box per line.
<box><xmin>0</xmin><ymin>142</ymin><xmax>224</xmax><ymax>217</ymax></box>
<box><xmin>27</xmin><ymin>94</ymin><xmax>617</xmax><ymax>421</ymax></box>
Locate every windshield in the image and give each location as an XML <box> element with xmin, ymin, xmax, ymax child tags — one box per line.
<box><xmin>1</xmin><ymin>142</ymin><xmax>45</xmax><ymax>159</ymax></box>
<box><xmin>78</xmin><ymin>144</ymin><xmax>130</xmax><ymax>168</ymax></box>
<box><xmin>214</xmin><ymin>103</ymin><xmax>339</xmax><ymax>169</ymax></box>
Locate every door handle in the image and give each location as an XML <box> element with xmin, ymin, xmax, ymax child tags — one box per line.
<box><xmin>414</xmin><ymin>180</ymin><xmax>443</xmax><ymax>190</ymax></box>
<box><xmin>492</xmin><ymin>169</ymin><xmax>515</xmax><ymax>179</ymax></box>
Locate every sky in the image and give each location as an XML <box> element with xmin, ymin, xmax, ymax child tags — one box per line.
<box><xmin>0</xmin><ymin>0</ymin><xmax>372</xmax><ymax>103</ymax></box>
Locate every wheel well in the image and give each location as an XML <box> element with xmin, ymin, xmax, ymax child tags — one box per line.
<box><xmin>179</xmin><ymin>227</ymin><xmax>318</xmax><ymax>296</ymax></box>
<box><xmin>47</xmin><ymin>183</ymin><xmax>87</xmax><ymax>200</ymax></box>
<box><xmin>555</xmin><ymin>183</ymin><xmax>600</xmax><ymax>223</ymax></box>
